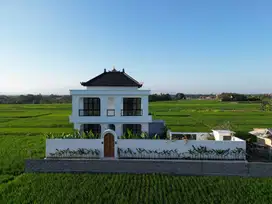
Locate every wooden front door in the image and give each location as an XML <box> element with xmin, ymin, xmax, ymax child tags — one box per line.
<box><xmin>104</xmin><ymin>133</ymin><xmax>115</xmax><ymax>157</ymax></box>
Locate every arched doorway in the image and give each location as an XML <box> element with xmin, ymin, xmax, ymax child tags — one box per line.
<box><xmin>104</xmin><ymin>133</ymin><xmax>115</xmax><ymax>157</ymax></box>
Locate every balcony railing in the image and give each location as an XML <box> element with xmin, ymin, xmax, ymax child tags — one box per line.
<box><xmin>107</xmin><ymin>109</ymin><xmax>115</xmax><ymax>116</ymax></box>
<box><xmin>121</xmin><ymin>109</ymin><xmax>143</xmax><ymax>116</ymax></box>
<box><xmin>79</xmin><ymin>109</ymin><xmax>100</xmax><ymax>116</ymax></box>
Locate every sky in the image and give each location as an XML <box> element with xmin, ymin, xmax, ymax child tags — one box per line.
<box><xmin>0</xmin><ymin>0</ymin><xmax>272</xmax><ymax>95</ymax></box>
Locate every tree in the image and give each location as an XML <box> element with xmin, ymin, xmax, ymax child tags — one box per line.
<box><xmin>148</xmin><ymin>93</ymin><xmax>172</xmax><ymax>102</ymax></box>
<box><xmin>217</xmin><ymin>93</ymin><xmax>248</xmax><ymax>101</ymax></box>
<box><xmin>260</xmin><ymin>99</ymin><xmax>272</xmax><ymax>111</ymax></box>
<box><xmin>175</xmin><ymin>93</ymin><xmax>186</xmax><ymax>100</ymax></box>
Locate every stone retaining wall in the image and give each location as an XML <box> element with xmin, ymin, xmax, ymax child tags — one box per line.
<box><xmin>25</xmin><ymin>159</ymin><xmax>256</xmax><ymax>177</ymax></box>
<box><xmin>25</xmin><ymin>159</ymin><xmax>272</xmax><ymax>177</ymax></box>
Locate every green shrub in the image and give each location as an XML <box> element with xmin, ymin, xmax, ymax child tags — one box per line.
<box><xmin>45</xmin><ymin>130</ymin><xmax>100</xmax><ymax>139</ymax></box>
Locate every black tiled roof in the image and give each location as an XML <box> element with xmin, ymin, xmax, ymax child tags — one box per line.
<box><xmin>80</xmin><ymin>68</ymin><xmax>143</xmax><ymax>88</ymax></box>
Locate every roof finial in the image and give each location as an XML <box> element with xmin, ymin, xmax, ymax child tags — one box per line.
<box><xmin>122</xmin><ymin>68</ymin><xmax>125</xmax><ymax>73</ymax></box>
<box><xmin>104</xmin><ymin>68</ymin><xmax>106</xmax><ymax>73</ymax></box>
<box><xmin>112</xmin><ymin>65</ymin><xmax>116</xmax><ymax>72</ymax></box>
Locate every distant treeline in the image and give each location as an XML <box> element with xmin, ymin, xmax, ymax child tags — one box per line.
<box><xmin>0</xmin><ymin>93</ymin><xmax>186</xmax><ymax>104</ymax></box>
<box><xmin>149</xmin><ymin>93</ymin><xmax>186</xmax><ymax>102</ymax></box>
<box><xmin>216</xmin><ymin>93</ymin><xmax>271</xmax><ymax>102</ymax></box>
<box><xmin>0</xmin><ymin>92</ymin><xmax>271</xmax><ymax>104</ymax></box>
<box><xmin>0</xmin><ymin>94</ymin><xmax>71</xmax><ymax>104</ymax></box>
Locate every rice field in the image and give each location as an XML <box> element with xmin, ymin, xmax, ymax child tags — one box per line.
<box><xmin>1</xmin><ymin>174</ymin><xmax>272</xmax><ymax>204</ymax></box>
<box><xmin>1</xmin><ymin>100</ymin><xmax>271</xmax><ymax>135</ymax></box>
<box><xmin>1</xmin><ymin>100</ymin><xmax>272</xmax><ymax>203</ymax></box>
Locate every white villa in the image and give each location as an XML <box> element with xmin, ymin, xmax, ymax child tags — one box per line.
<box><xmin>69</xmin><ymin>67</ymin><xmax>165</xmax><ymax>137</ymax></box>
<box><xmin>45</xmin><ymin>68</ymin><xmax>247</xmax><ymax>160</ymax></box>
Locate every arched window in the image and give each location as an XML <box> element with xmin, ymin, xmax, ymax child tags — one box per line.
<box><xmin>108</xmin><ymin>124</ymin><xmax>115</xmax><ymax>131</ymax></box>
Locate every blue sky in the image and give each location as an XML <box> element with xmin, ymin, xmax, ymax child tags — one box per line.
<box><xmin>0</xmin><ymin>0</ymin><xmax>271</xmax><ymax>94</ymax></box>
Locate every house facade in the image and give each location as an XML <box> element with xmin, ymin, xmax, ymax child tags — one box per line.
<box><xmin>69</xmin><ymin>67</ymin><xmax>164</xmax><ymax>137</ymax></box>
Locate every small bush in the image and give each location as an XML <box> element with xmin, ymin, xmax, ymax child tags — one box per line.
<box><xmin>45</xmin><ymin>130</ymin><xmax>100</xmax><ymax>139</ymax></box>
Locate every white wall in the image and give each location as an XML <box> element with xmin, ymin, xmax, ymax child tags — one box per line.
<box><xmin>70</xmin><ymin>89</ymin><xmax>150</xmax><ymax>96</ymax></box>
<box><xmin>70</xmin><ymin>116</ymin><xmax>152</xmax><ymax>124</ymax></box>
<box><xmin>107</xmin><ymin>97</ymin><xmax>115</xmax><ymax>110</ymax></box>
<box><xmin>46</xmin><ymin>138</ymin><xmax>246</xmax><ymax>160</ymax></box>
<box><xmin>46</xmin><ymin>139</ymin><xmax>102</xmax><ymax>158</ymax></box>
<box><xmin>141</xmin><ymin>96</ymin><xmax>149</xmax><ymax>116</ymax></box>
<box><xmin>86</xmin><ymin>87</ymin><xmax>139</xmax><ymax>91</ymax></box>
<box><xmin>115</xmin><ymin>124</ymin><xmax>123</xmax><ymax>137</ymax></box>
<box><xmin>69</xmin><ymin>92</ymin><xmax>152</xmax><ymax>124</ymax></box>
<box><xmin>74</xmin><ymin>123</ymin><xmax>81</xmax><ymax>130</ymax></box>
<box><xmin>232</xmin><ymin>136</ymin><xmax>244</xmax><ymax>141</ymax></box>
<box><xmin>212</xmin><ymin>130</ymin><xmax>234</xmax><ymax>141</ymax></box>
<box><xmin>101</xmin><ymin>124</ymin><xmax>108</xmax><ymax>133</ymax></box>
<box><xmin>117</xmin><ymin>139</ymin><xmax>246</xmax><ymax>159</ymax></box>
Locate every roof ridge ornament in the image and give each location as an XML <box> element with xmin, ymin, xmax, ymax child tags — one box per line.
<box><xmin>81</xmin><ymin>67</ymin><xmax>143</xmax><ymax>88</ymax></box>
<box><xmin>112</xmin><ymin>65</ymin><xmax>116</xmax><ymax>72</ymax></box>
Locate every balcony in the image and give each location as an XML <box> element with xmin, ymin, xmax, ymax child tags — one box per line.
<box><xmin>70</xmin><ymin>109</ymin><xmax>151</xmax><ymax>124</ymax></box>
<box><xmin>121</xmin><ymin>109</ymin><xmax>143</xmax><ymax>116</ymax></box>
<box><xmin>78</xmin><ymin>109</ymin><xmax>100</xmax><ymax>116</ymax></box>
<box><xmin>107</xmin><ymin>109</ymin><xmax>115</xmax><ymax>116</ymax></box>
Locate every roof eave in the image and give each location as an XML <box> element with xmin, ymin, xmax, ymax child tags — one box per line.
<box><xmin>80</xmin><ymin>82</ymin><xmax>87</xmax><ymax>86</ymax></box>
<box><xmin>80</xmin><ymin>83</ymin><xmax>142</xmax><ymax>88</ymax></box>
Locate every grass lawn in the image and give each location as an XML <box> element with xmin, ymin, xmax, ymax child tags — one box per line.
<box><xmin>0</xmin><ymin>101</ymin><xmax>272</xmax><ymax>203</ymax></box>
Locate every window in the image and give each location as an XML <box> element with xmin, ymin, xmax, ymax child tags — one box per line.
<box><xmin>82</xmin><ymin>98</ymin><xmax>100</xmax><ymax>116</ymax></box>
<box><xmin>223</xmin><ymin>136</ymin><xmax>232</xmax><ymax>141</ymax></box>
<box><xmin>123</xmin><ymin>124</ymin><xmax>141</xmax><ymax>135</ymax></box>
<box><xmin>122</xmin><ymin>98</ymin><xmax>142</xmax><ymax>116</ymax></box>
<box><xmin>83</xmin><ymin>124</ymin><xmax>101</xmax><ymax>135</ymax></box>
<box><xmin>171</xmin><ymin>134</ymin><xmax>196</xmax><ymax>140</ymax></box>
<box><xmin>187</xmin><ymin>134</ymin><xmax>197</xmax><ymax>140</ymax></box>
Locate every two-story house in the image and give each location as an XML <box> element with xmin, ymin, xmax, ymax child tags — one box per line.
<box><xmin>69</xmin><ymin>67</ymin><xmax>165</xmax><ymax>137</ymax></box>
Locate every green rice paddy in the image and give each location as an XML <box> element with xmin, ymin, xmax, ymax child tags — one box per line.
<box><xmin>0</xmin><ymin>100</ymin><xmax>272</xmax><ymax>203</ymax></box>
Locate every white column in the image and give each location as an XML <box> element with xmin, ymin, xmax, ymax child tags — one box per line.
<box><xmin>115</xmin><ymin>124</ymin><xmax>122</xmax><ymax>137</ymax></box>
<box><xmin>115</xmin><ymin>96</ymin><xmax>122</xmax><ymax>116</ymax></box>
<box><xmin>101</xmin><ymin>124</ymin><xmax>108</xmax><ymax>133</ymax></box>
<box><xmin>141</xmin><ymin>123</ymin><xmax>149</xmax><ymax>134</ymax></box>
<box><xmin>72</xmin><ymin>95</ymin><xmax>80</xmax><ymax>116</ymax></box>
<box><xmin>79</xmin><ymin>97</ymin><xmax>83</xmax><ymax>109</ymax></box>
<box><xmin>141</xmin><ymin>96</ymin><xmax>149</xmax><ymax>116</ymax></box>
<box><xmin>74</xmin><ymin>123</ymin><xmax>81</xmax><ymax>130</ymax></box>
<box><xmin>100</xmin><ymin>96</ymin><xmax>108</xmax><ymax>116</ymax></box>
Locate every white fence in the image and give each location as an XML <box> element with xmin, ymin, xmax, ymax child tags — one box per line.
<box><xmin>117</xmin><ymin>139</ymin><xmax>246</xmax><ymax>160</ymax></box>
<box><xmin>46</xmin><ymin>139</ymin><xmax>102</xmax><ymax>158</ymax></box>
<box><xmin>46</xmin><ymin>138</ymin><xmax>246</xmax><ymax>160</ymax></box>
<box><xmin>232</xmin><ymin>136</ymin><xmax>244</xmax><ymax>141</ymax></box>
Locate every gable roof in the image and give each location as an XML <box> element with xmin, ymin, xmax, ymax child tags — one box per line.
<box><xmin>249</xmin><ymin>128</ymin><xmax>272</xmax><ymax>138</ymax></box>
<box><xmin>80</xmin><ymin>68</ymin><xmax>143</xmax><ymax>88</ymax></box>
